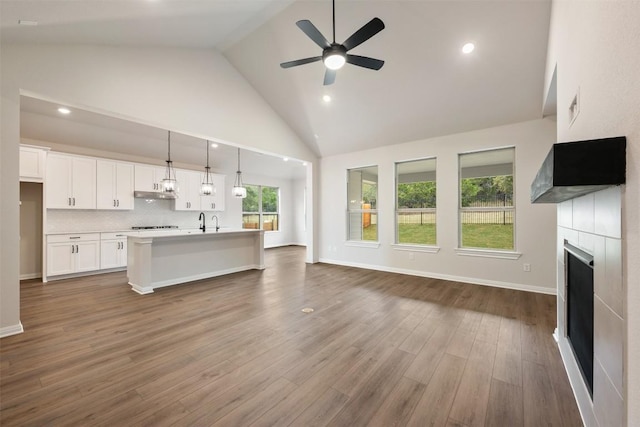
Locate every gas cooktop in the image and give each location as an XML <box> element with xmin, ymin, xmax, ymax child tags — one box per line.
<box><xmin>131</xmin><ymin>225</ymin><xmax>179</xmax><ymax>230</ymax></box>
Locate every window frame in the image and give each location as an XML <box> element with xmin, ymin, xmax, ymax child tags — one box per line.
<box><xmin>242</xmin><ymin>184</ymin><xmax>280</xmax><ymax>232</ymax></box>
<box><xmin>456</xmin><ymin>146</ymin><xmax>520</xmax><ymax>258</ymax></box>
<box><xmin>394</xmin><ymin>156</ymin><xmax>438</xmax><ymax>249</ymax></box>
<box><xmin>346</xmin><ymin>165</ymin><xmax>379</xmax><ymax>244</ymax></box>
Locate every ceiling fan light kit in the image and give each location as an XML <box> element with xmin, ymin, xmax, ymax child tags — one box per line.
<box><xmin>280</xmin><ymin>0</ymin><xmax>385</xmax><ymax>85</ymax></box>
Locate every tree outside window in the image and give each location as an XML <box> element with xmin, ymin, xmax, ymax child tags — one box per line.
<box><xmin>459</xmin><ymin>147</ymin><xmax>515</xmax><ymax>250</ymax></box>
<box><xmin>396</xmin><ymin>158</ymin><xmax>437</xmax><ymax>245</ymax></box>
<box><xmin>242</xmin><ymin>185</ymin><xmax>279</xmax><ymax>231</ymax></box>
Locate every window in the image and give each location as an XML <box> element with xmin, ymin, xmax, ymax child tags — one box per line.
<box><xmin>242</xmin><ymin>184</ymin><xmax>279</xmax><ymax>231</ymax></box>
<box><xmin>396</xmin><ymin>158</ymin><xmax>437</xmax><ymax>245</ymax></box>
<box><xmin>459</xmin><ymin>147</ymin><xmax>514</xmax><ymax>250</ymax></box>
<box><xmin>347</xmin><ymin>166</ymin><xmax>378</xmax><ymax>241</ymax></box>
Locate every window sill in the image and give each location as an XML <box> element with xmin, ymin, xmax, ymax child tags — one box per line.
<box><xmin>345</xmin><ymin>241</ymin><xmax>381</xmax><ymax>249</ymax></box>
<box><xmin>454</xmin><ymin>248</ymin><xmax>522</xmax><ymax>260</ymax></box>
<box><xmin>391</xmin><ymin>244</ymin><xmax>440</xmax><ymax>254</ymax></box>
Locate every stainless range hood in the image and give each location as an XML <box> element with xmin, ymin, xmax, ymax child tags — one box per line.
<box><xmin>134</xmin><ymin>191</ymin><xmax>177</xmax><ymax>200</ymax></box>
<box><xmin>530</xmin><ymin>136</ymin><xmax>626</xmax><ymax>203</ymax></box>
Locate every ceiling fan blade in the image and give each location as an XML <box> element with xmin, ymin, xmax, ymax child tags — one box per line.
<box><xmin>342</xmin><ymin>17</ymin><xmax>385</xmax><ymax>51</ymax></box>
<box><xmin>280</xmin><ymin>56</ymin><xmax>322</xmax><ymax>69</ymax></box>
<box><xmin>296</xmin><ymin>20</ymin><xmax>331</xmax><ymax>49</ymax></box>
<box><xmin>346</xmin><ymin>54</ymin><xmax>384</xmax><ymax>70</ymax></box>
<box><xmin>324</xmin><ymin>69</ymin><xmax>336</xmax><ymax>85</ymax></box>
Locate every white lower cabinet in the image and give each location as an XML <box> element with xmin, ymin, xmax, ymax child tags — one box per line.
<box><xmin>47</xmin><ymin>234</ymin><xmax>100</xmax><ymax>277</ymax></box>
<box><xmin>100</xmin><ymin>232</ymin><xmax>128</xmax><ymax>269</ymax></box>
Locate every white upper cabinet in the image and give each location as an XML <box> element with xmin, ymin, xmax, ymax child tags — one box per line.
<box><xmin>97</xmin><ymin>160</ymin><xmax>134</xmax><ymax>210</ymax></box>
<box><xmin>20</xmin><ymin>145</ymin><xmax>48</xmax><ymax>182</ymax></box>
<box><xmin>134</xmin><ymin>164</ymin><xmax>166</xmax><ymax>192</ymax></box>
<box><xmin>174</xmin><ymin>169</ymin><xmax>202</xmax><ymax>211</ymax></box>
<box><xmin>201</xmin><ymin>173</ymin><xmax>226</xmax><ymax>211</ymax></box>
<box><xmin>46</xmin><ymin>153</ymin><xmax>96</xmax><ymax>209</ymax></box>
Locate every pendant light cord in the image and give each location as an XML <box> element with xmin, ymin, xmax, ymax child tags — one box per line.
<box><xmin>167</xmin><ymin>131</ymin><xmax>171</xmax><ymax>162</ymax></box>
<box><xmin>332</xmin><ymin>0</ymin><xmax>336</xmax><ymax>43</ymax></box>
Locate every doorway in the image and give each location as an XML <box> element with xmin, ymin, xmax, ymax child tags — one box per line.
<box><xmin>20</xmin><ymin>182</ymin><xmax>43</xmax><ymax>280</ymax></box>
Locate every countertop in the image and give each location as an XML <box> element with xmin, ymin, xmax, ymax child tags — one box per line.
<box><xmin>45</xmin><ymin>227</ymin><xmax>246</xmax><ymax>236</ymax></box>
<box><xmin>125</xmin><ymin>228</ymin><xmax>262</xmax><ymax>239</ymax></box>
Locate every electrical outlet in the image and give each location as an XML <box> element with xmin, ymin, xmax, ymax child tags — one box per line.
<box><xmin>523</xmin><ymin>263</ymin><xmax>531</xmax><ymax>272</ymax></box>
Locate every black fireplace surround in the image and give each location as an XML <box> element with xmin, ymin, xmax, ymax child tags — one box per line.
<box><xmin>565</xmin><ymin>241</ymin><xmax>594</xmax><ymax>397</ymax></box>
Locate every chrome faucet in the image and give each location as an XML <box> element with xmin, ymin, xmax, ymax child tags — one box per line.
<box><xmin>199</xmin><ymin>212</ymin><xmax>206</xmax><ymax>233</ymax></box>
<box><xmin>211</xmin><ymin>215</ymin><xmax>220</xmax><ymax>232</ymax></box>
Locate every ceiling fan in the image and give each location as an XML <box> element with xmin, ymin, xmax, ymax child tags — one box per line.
<box><xmin>280</xmin><ymin>0</ymin><xmax>385</xmax><ymax>85</ymax></box>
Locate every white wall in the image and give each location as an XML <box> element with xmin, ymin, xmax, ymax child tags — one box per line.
<box><xmin>292</xmin><ymin>178</ymin><xmax>307</xmax><ymax>245</ymax></box>
<box><xmin>0</xmin><ymin>43</ymin><xmax>317</xmax><ymax>336</ymax></box>
<box><xmin>319</xmin><ymin>118</ymin><xmax>558</xmax><ymax>293</ymax></box>
<box><xmin>545</xmin><ymin>1</ymin><xmax>640</xmax><ymax>424</ymax></box>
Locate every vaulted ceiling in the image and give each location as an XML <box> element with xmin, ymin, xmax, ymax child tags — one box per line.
<box><xmin>1</xmin><ymin>0</ymin><xmax>551</xmax><ymax>159</ymax></box>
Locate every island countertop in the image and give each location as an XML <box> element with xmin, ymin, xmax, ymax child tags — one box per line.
<box><xmin>124</xmin><ymin>228</ymin><xmax>261</xmax><ymax>239</ymax></box>
<box><xmin>127</xmin><ymin>228</ymin><xmax>265</xmax><ymax>294</ymax></box>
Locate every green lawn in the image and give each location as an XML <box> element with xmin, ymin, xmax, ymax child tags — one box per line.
<box><xmin>361</xmin><ymin>223</ymin><xmax>513</xmax><ymax>249</ymax></box>
<box><xmin>398</xmin><ymin>224</ymin><xmax>436</xmax><ymax>245</ymax></box>
<box><xmin>461</xmin><ymin>224</ymin><xmax>513</xmax><ymax>249</ymax></box>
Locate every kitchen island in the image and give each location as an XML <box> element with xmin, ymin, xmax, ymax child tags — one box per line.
<box><xmin>126</xmin><ymin>229</ymin><xmax>264</xmax><ymax>294</ymax></box>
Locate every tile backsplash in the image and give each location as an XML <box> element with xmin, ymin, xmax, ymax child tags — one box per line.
<box><xmin>47</xmin><ymin>199</ymin><xmax>227</xmax><ymax>232</ymax></box>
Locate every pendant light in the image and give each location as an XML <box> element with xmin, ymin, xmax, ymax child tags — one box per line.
<box><xmin>162</xmin><ymin>130</ymin><xmax>178</xmax><ymax>193</ymax></box>
<box><xmin>232</xmin><ymin>148</ymin><xmax>247</xmax><ymax>198</ymax></box>
<box><xmin>201</xmin><ymin>140</ymin><xmax>216</xmax><ymax>196</ymax></box>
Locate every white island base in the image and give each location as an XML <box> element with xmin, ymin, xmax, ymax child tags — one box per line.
<box><xmin>127</xmin><ymin>229</ymin><xmax>264</xmax><ymax>294</ymax></box>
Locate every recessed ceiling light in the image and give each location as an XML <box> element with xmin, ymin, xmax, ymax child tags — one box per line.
<box><xmin>314</xmin><ymin>133</ymin><xmax>319</xmax><ymax>139</ymax></box>
<box><xmin>210</xmin><ymin>142</ymin><xmax>218</xmax><ymax>148</ymax></box>
<box><xmin>302</xmin><ymin>161</ymin><xmax>307</xmax><ymax>166</ymax></box>
<box><xmin>322</xmin><ymin>95</ymin><xmax>331</xmax><ymax>103</ymax></box>
<box><xmin>57</xmin><ymin>107</ymin><xmax>71</xmax><ymax>115</ymax></box>
<box><xmin>283</xmin><ymin>157</ymin><xmax>289</xmax><ymax>162</ymax></box>
<box><xmin>18</xmin><ymin>20</ymin><xmax>38</xmax><ymax>26</ymax></box>
<box><xmin>462</xmin><ymin>42</ymin><xmax>475</xmax><ymax>54</ymax></box>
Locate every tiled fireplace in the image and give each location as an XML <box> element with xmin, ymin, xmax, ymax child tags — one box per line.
<box><xmin>556</xmin><ymin>186</ymin><xmax>624</xmax><ymax>426</ymax></box>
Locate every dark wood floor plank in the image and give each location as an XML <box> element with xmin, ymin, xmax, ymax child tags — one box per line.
<box><xmin>286</xmin><ymin>387</ymin><xmax>349</xmax><ymax>427</ymax></box>
<box><xmin>406</xmin><ymin>353</ymin><xmax>467</xmax><ymax>427</ymax></box>
<box><xmin>0</xmin><ymin>247</ymin><xmax>582</xmax><ymax>427</ymax></box>
<box><xmin>368</xmin><ymin>377</ymin><xmax>427</xmax><ymax>427</ymax></box>
<box><xmin>448</xmin><ymin>339</ymin><xmax>497</xmax><ymax>427</ymax></box>
<box><xmin>328</xmin><ymin>349</ymin><xmax>415</xmax><ymax>426</ymax></box>
<box><xmin>522</xmin><ymin>359</ymin><xmax>564</xmax><ymax>427</ymax></box>
<box><xmin>485</xmin><ymin>379</ymin><xmax>524</xmax><ymax>427</ymax></box>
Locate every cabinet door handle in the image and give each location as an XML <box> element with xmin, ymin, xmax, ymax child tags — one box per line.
<box><xmin>73</xmin><ymin>197</ymin><xmax>76</xmax><ymax>206</ymax></box>
<box><xmin>71</xmin><ymin>245</ymin><xmax>75</xmax><ymax>254</ymax></box>
<box><xmin>117</xmin><ymin>200</ymin><xmax>120</xmax><ymax>207</ymax></box>
<box><xmin>113</xmin><ymin>199</ymin><xmax>116</xmax><ymax>207</ymax></box>
<box><xmin>68</xmin><ymin>197</ymin><xmax>72</xmax><ymax>206</ymax></box>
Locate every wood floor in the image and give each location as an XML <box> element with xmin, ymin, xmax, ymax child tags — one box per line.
<box><xmin>1</xmin><ymin>246</ymin><xmax>582</xmax><ymax>426</ymax></box>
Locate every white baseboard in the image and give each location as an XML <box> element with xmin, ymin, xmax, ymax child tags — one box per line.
<box><xmin>20</xmin><ymin>272</ymin><xmax>42</xmax><ymax>280</ymax></box>
<box><xmin>318</xmin><ymin>257</ymin><xmax>556</xmax><ymax>295</ymax></box>
<box><xmin>0</xmin><ymin>322</ymin><xmax>24</xmax><ymax>338</ymax></box>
